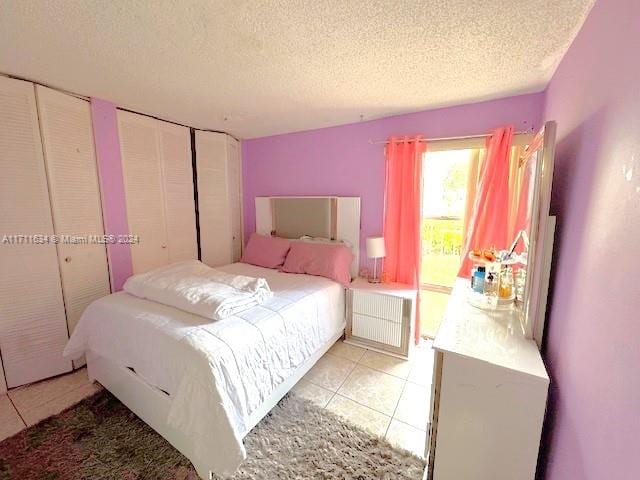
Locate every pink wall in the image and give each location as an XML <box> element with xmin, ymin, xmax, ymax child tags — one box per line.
<box><xmin>540</xmin><ymin>0</ymin><xmax>640</xmax><ymax>478</ymax></box>
<box><xmin>242</xmin><ymin>93</ymin><xmax>544</xmax><ymax>268</ymax></box>
<box><xmin>90</xmin><ymin>98</ymin><xmax>133</xmax><ymax>291</ymax></box>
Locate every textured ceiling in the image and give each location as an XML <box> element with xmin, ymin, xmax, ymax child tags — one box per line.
<box><xmin>0</xmin><ymin>0</ymin><xmax>594</xmax><ymax>138</ymax></box>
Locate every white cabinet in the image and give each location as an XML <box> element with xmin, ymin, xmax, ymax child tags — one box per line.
<box><xmin>0</xmin><ymin>76</ymin><xmax>72</xmax><ymax>387</ymax></box>
<box><xmin>36</xmin><ymin>85</ymin><xmax>111</xmax><ymax>335</ymax></box>
<box><xmin>118</xmin><ymin>111</ymin><xmax>197</xmax><ymax>273</ymax></box>
<box><xmin>346</xmin><ymin>278</ymin><xmax>416</xmax><ymax>359</ymax></box>
<box><xmin>426</xmin><ymin>280</ymin><xmax>549</xmax><ymax>480</ymax></box>
<box><xmin>195</xmin><ymin>131</ymin><xmax>243</xmax><ymax>267</ymax></box>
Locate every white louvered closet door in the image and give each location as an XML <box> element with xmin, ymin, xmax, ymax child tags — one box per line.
<box><xmin>118</xmin><ymin>111</ymin><xmax>169</xmax><ymax>273</ymax></box>
<box><xmin>157</xmin><ymin>122</ymin><xmax>197</xmax><ymax>263</ymax></box>
<box><xmin>226</xmin><ymin>136</ymin><xmax>243</xmax><ymax>262</ymax></box>
<box><xmin>36</xmin><ymin>85</ymin><xmax>111</xmax><ymax>336</ymax></box>
<box><xmin>195</xmin><ymin>131</ymin><xmax>233</xmax><ymax>267</ymax></box>
<box><xmin>0</xmin><ymin>76</ymin><xmax>71</xmax><ymax>388</ymax></box>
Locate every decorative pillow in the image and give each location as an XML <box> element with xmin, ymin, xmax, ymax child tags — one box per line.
<box><xmin>241</xmin><ymin>233</ymin><xmax>291</xmax><ymax>269</ymax></box>
<box><xmin>281</xmin><ymin>241</ymin><xmax>354</xmax><ymax>286</ymax></box>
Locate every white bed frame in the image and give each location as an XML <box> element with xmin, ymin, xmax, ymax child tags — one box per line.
<box><xmin>86</xmin><ymin>195</ymin><xmax>361</xmax><ymax>479</ymax></box>
<box><xmin>87</xmin><ymin>327</ymin><xmax>343</xmax><ymax>480</ymax></box>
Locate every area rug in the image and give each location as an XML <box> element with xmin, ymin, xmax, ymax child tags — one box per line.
<box><xmin>0</xmin><ymin>390</ymin><xmax>425</xmax><ymax>479</ymax></box>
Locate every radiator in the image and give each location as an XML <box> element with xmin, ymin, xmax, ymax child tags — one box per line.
<box><xmin>352</xmin><ymin>314</ymin><xmax>403</xmax><ymax>347</ymax></box>
<box><xmin>349</xmin><ymin>290</ymin><xmax>409</xmax><ymax>353</ymax></box>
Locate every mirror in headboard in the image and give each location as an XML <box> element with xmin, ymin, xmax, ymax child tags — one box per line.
<box><xmin>511</xmin><ymin>121</ymin><xmax>556</xmax><ymax>342</ymax></box>
<box><xmin>255</xmin><ymin>196</ymin><xmax>361</xmax><ymax>278</ymax></box>
<box><xmin>272</xmin><ymin>197</ymin><xmax>337</xmax><ymax>239</ymax></box>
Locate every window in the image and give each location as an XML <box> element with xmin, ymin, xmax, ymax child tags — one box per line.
<box><xmin>420</xmin><ymin>149</ymin><xmax>474</xmax><ymax>337</ymax></box>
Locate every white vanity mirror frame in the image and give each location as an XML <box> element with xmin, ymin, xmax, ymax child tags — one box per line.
<box><xmin>517</xmin><ymin>121</ymin><xmax>557</xmax><ymax>343</ymax></box>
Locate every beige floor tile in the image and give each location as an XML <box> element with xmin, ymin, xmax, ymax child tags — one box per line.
<box><xmin>328</xmin><ymin>340</ymin><xmax>366</xmax><ymax>362</ymax></box>
<box><xmin>291</xmin><ymin>379</ymin><xmax>334</xmax><ymax>408</ymax></box>
<box><xmin>303</xmin><ymin>354</ymin><xmax>356</xmax><ymax>391</ymax></box>
<box><xmin>393</xmin><ymin>382</ymin><xmax>430</xmax><ymax>430</ymax></box>
<box><xmin>0</xmin><ymin>395</ymin><xmax>25</xmax><ymax>442</ymax></box>
<box><xmin>326</xmin><ymin>394</ymin><xmax>391</xmax><ymax>437</ymax></box>
<box><xmin>386</xmin><ymin>419</ymin><xmax>427</xmax><ymax>458</ymax></box>
<box><xmin>408</xmin><ymin>346</ymin><xmax>435</xmax><ymax>386</ymax></box>
<box><xmin>337</xmin><ymin>365</ymin><xmax>404</xmax><ymax>416</ymax></box>
<box><xmin>359</xmin><ymin>350</ymin><xmax>412</xmax><ymax>379</ymax></box>
<box><xmin>21</xmin><ymin>382</ymin><xmax>102</xmax><ymax>426</ymax></box>
<box><xmin>9</xmin><ymin>368</ymin><xmax>92</xmax><ymax>413</ymax></box>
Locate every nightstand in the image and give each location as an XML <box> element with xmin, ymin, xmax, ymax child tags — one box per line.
<box><xmin>345</xmin><ymin>277</ymin><xmax>417</xmax><ymax>359</ymax></box>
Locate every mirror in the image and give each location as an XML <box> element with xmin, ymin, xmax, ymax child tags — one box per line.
<box><xmin>511</xmin><ymin>121</ymin><xmax>556</xmax><ymax>340</ymax></box>
<box><xmin>272</xmin><ymin>197</ymin><xmax>337</xmax><ymax>239</ymax></box>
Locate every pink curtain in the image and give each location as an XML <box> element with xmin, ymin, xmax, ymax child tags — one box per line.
<box><xmin>383</xmin><ymin>136</ymin><xmax>425</xmax><ymax>342</ymax></box>
<box><xmin>458</xmin><ymin>126</ymin><xmax>514</xmax><ymax>278</ymax></box>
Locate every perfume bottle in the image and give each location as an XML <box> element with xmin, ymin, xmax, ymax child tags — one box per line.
<box><xmin>499</xmin><ymin>267</ymin><xmax>514</xmax><ymax>298</ymax></box>
<box><xmin>483</xmin><ymin>270</ymin><xmax>499</xmax><ymax>307</ymax></box>
<box><xmin>515</xmin><ymin>268</ymin><xmax>527</xmax><ymax>302</ymax></box>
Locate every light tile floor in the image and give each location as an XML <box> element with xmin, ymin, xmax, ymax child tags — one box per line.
<box><xmin>0</xmin><ymin>367</ymin><xmax>102</xmax><ymax>442</ymax></box>
<box><xmin>294</xmin><ymin>339</ymin><xmax>435</xmax><ymax>457</ymax></box>
<box><xmin>0</xmin><ymin>340</ymin><xmax>436</xmax><ymax>459</ymax></box>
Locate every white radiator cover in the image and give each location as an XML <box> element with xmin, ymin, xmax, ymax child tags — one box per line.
<box><xmin>347</xmin><ymin>281</ymin><xmax>414</xmax><ymax>358</ymax></box>
<box><xmin>352</xmin><ymin>314</ymin><xmax>403</xmax><ymax>348</ymax></box>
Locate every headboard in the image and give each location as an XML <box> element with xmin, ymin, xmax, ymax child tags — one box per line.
<box><xmin>255</xmin><ymin>196</ymin><xmax>361</xmax><ymax>278</ymax></box>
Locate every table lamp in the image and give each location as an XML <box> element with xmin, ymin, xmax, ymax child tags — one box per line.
<box><xmin>366</xmin><ymin>236</ymin><xmax>385</xmax><ymax>283</ymax></box>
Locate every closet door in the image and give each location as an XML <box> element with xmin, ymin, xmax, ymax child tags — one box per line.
<box><xmin>226</xmin><ymin>136</ymin><xmax>243</xmax><ymax>261</ymax></box>
<box><xmin>0</xmin><ymin>76</ymin><xmax>71</xmax><ymax>387</ymax></box>
<box><xmin>118</xmin><ymin>111</ymin><xmax>169</xmax><ymax>273</ymax></box>
<box><xmin>195</xmin><ymin>131</ymin><xmax>233</xmax><ymax>266</ymax></box>
<box><xmin>157</xmin><ymin>122</ymin><xmax>197</xmax><ymax>263</ymax></box>
<box><xmin>36</xmin><ymin>86</ymin><xmax>111</xmax><ymax>335</ymax></box>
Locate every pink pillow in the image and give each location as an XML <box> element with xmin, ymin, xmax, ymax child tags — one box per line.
<box><xmin>281</xmin><ymin>241</ymin><xmax>353</xmax><ymax>286</ymax></box>
<box><xmin>241</xmin><ymin>233</ymin><xmax>291</xmax><ymax>269</ymax></box>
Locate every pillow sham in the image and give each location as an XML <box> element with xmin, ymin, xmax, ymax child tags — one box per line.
<box><xmin>241</xmin><ymin>233</ymin><xmax>291</xmax><ymax>269</ymax></box>
<box><xmin>281</xmin><ymin>241</ymin><xmax>353</xmax><ymax>286</ymax></box>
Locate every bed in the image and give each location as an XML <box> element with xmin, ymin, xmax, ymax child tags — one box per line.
<box><xmin>66</xmin><ymin>263</ymin><xmax>345</xmax><ymax>477</ymax></box>
<box><xmin>65</xmin><ymin>196</ymin><xmax>361</xmax><ymax>479</ymax></box>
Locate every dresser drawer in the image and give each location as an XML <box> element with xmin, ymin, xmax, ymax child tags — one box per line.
<box><xmin>352</xmin><ymin>313</ymin><xmax>403</xmax><ymax>348</ymax></box>
<box><xmin>352</xmin><ymin>291</ymin><xmax>404</xmax><ymax>323</ymax></box>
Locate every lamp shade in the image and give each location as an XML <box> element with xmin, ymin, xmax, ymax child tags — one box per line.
<box><xmin>366</xmin><ymin>236</ymin><xmax>386</xmax><ymax>259</ymax></box>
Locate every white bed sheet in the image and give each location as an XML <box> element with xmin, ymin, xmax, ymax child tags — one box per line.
<box><xmin>64</xmin><ymin>263</ymin><xmax>345</xmax><ymax>474</ymax></box>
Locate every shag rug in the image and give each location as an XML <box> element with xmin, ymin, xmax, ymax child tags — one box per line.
<box><xmin>0</xmin><ymin>391</ymin><xmax>425</xmax><ymax>479</ymax></box>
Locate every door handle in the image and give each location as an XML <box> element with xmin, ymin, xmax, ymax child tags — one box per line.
<box><xmin>64</xmin><ymin>256</ymin><xmax>72</xmax><ymax>263</ymax></box>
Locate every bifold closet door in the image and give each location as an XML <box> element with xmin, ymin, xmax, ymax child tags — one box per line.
<box><xmin>0</xmin><ymin>76</ymin><xmax>71</xmax><ymax>387</ymax></box>
<box><xmin>226</xmin><ymin>137</ymin><xmax>243</xmax><ymax>261</ymax></box>
<box><xmin>118</xmin><ymin>111</ymin><xmax>169</xmax><ymax>273</ymax></box>
<box><xmin>36</xmin><ymin>85</ymin><xmax>111</xmax><ymax>335</ymax></box>
<box><xmin>157</xmin><ymin>122</ymin><xmax>197</xmax><ymax>263</ymax></box>
<box><xmin>196</xmin><ymin>131</ymin><xmax>234</xmax><ymax>266</ymax></box>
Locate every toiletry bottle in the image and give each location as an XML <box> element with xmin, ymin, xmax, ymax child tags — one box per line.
<box><xmin>484</xmin><ymin>269</ymin><xmax>499</xmax><ymax>307</ymax></box>
<box><xmin>500</xmin><ymin>267</ymin><xmax>514</xmax><ymax>299</ymax></box>
<box><xmin>472</xmin><ymin>266</ymin><xmax>485</xmax><ymax>293</ymax></box>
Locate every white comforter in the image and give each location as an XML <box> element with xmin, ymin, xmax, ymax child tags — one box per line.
<box><xmin>123</xmin><ymin>260</ymin><xmax>273</xmax><ymax>320</ymax></box>
<box><xmin>64</xmin><ymin>263</ymin><xmax>345</xmax><ymax>475</ymax></box>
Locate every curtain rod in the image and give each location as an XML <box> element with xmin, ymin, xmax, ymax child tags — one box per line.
<box><xmin>369</xmin><ymin>130</ymin><xmax>531</xmax><ymax>145</ymax></box>
<box><xmin>0</xmin><ymin>71</ymin><xmax>239</xmax><ymax>142</ymax></box>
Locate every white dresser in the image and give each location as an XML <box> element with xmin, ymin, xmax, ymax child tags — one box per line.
<box><xmin>345</xmin><ymin>278</ymin><xmax>416</xmax><ymax>359</ymax></box>
<box><xmin>426</xmin><ymin>279</ymin><xmax>549</xmax><ymax>480</ymax></box>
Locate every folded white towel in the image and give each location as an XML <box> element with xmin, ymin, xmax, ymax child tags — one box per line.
<box><xmin>123</xmin><ymin>260</ymin><xmax>273</xmax><ymax>320</ymax></box>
